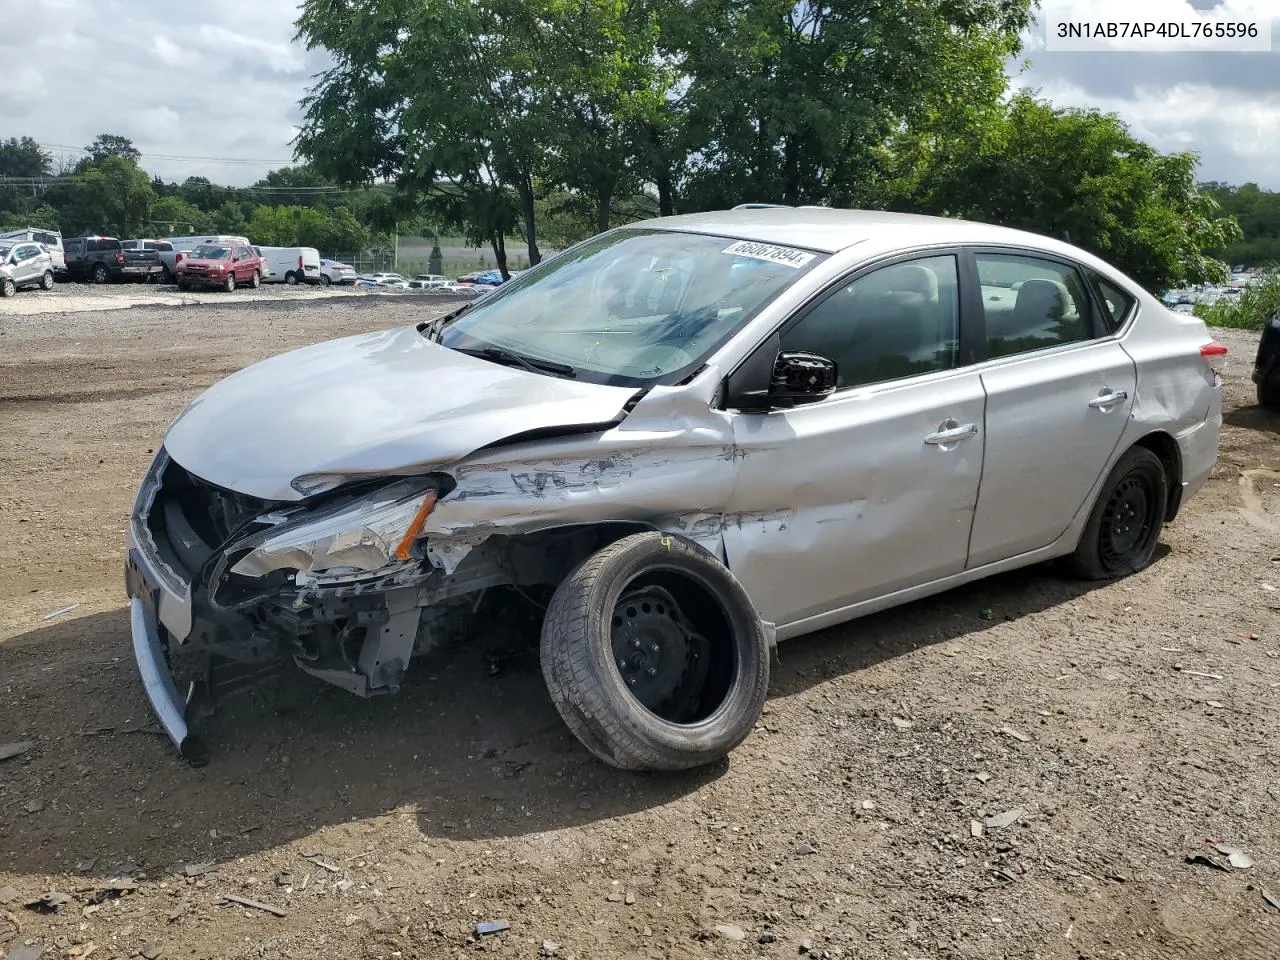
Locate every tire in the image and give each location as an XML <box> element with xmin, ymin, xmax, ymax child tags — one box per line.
<box><xmin>285</xmin><ymin>271</ymin><xmax>298</xmax><ymax>286</ymax></box>
<box><xmin>163</xmin><ymin>267</ymin><xmax>175</xmax><ymax>284</ymax></box>
<box><xmin>177</xmin><ymin>280</ymin><xmax>190</xmax><ymax>292</ymax></box>
<box><xmin>540</xmin><ymin>532</ymin><xmax>770</xmax><ymax>771</ymax></box>
<box><xmin>40</xmin><ymin>270</ymin><xmax>54</xmax><ymax>291</ymax></box>
<box><xmin>1068</xmin><ymin>445</ymin><xmax>1168</xmax><ymax>580</ymax></box>
<box><xmin>224</xmin><ymin>272</ymin><xmax>236</xmax><ymax>293</ymax></box>
<box><xmin>1258</xmin><ymin>375</ymin><xmax>1280</xmax><ymax>409</ymax></box>
<box><xmin>319</xmin><ymin>274</ymin><xmax>331</xmax><ymax>287</ymax></box>
<box><xmin>92</xmin><ymin>263</ymin><xmax>109</xmax><ymax>284</ymax></box>
<box><xmin>0</xmin><ymin>278</ymin><xmax>14</xmax><ymax>298</ymax></box>
<box><xmin>250</xmin><ymin>270</ymin><xmax>260</xmax><ymax>289</ymax></box>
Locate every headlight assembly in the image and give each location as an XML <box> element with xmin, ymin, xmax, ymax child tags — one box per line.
<box><xmin>229</xmin><ymin>477</ymin><xmax>439</xmax><ymax>579</ymax></box>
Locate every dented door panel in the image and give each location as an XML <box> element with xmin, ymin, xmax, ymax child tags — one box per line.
<box><xmin>722</xmin><ymin>370</ymin><xmax>986</xmax><ymax>628</ymax></box>
<box><xmin>968</xmin><ymin>340</ymin><xmax>1136</xmax><ymax>567</ymax></box>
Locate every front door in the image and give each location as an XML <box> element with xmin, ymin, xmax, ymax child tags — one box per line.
<box><xmin>965</xmin><ymin>251</ymin><xmax>1137</xmax><ymax>567</ymax></box>
<box><xmin>13</xmin><ymin>244</ymin><xmax>39</xmax><ymax>285</ymax></box>
<box><xmin>721</xmin><ymin>254</ymin><xmax>986</xmax><ymax>630</ymax></box>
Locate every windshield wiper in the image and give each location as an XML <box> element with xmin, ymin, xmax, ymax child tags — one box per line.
<box><xmin>457</xmin><ymin>346</ymin><xmax>577</xmax><ymax>379</ymax></box>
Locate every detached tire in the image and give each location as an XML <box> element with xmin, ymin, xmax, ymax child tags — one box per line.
<box><xmin>1068</xmin><ymin>445</ymin><xmax>1167</xmax><ymax>580</ymax></box>
<box><xmin>541</xmin><ymin>532</ymin><xmax>769</xmax><ymax>771</ymax></box>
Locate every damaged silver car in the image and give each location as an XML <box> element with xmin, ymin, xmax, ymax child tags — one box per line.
<box><xmin>126</xmin><ymin>207</ymin><xmax>1224</xmax><ymax>769</ymax></box>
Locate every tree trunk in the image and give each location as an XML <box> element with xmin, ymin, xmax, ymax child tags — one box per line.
<box><xmin>491</xmin><ymin>230</ymin><xmax>509</xmax><ymax>281</ymax></box>
<box><xmin>596</xmin><ymin>185</ymin><xmax>612</xmax><ymax>234</ymax></box>
<box><xmin>518</xmin><ymin>172</ymin><xmax>541</xmax><ymax>266</ymax></box>
<box><xmin>657</xmin><ymin>170</ymin><xmax>676</xmax><ymax>217</ymax></box>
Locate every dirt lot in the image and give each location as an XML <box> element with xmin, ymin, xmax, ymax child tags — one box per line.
<box><xmin>1</xmin><ymin>295</ymin><xmax>1279</xmax><ymax>960</ymax></box>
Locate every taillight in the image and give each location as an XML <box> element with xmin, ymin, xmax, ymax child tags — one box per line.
<box><xmin>176</xmin><ymin>253</ymin><xmax>183</xmax><ymax>264</ymax></box>
<box><xmin>115</xmin><ymin>252</ymin><xmax>124</xmax><ymax>263</ymax></box>
<box><xmin>298</xmin><ymin>255</ymin><xmax>303</xmax><ymax>269</ymax></box>
<box><xmin>1200</xmin><ymin>341</ymin><xmax>1228</xmax><ymax>375</ymax></box>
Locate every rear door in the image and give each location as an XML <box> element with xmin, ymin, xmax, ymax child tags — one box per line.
<box><xmin>965</xmin><ymin>249</ymin><xmax>1136</xmax><ymax>567</ymax></box>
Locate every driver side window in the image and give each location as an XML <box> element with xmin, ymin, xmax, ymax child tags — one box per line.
<box><xmin>780</xmin><ymin>255</ymin><xmax>960</xmax><ymax>390</ymax></box>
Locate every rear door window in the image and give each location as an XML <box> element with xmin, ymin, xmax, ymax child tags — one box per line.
<box><xmin>1093</xmin><ymin>276</ymin><xmax>1136</xmax><ymax>331</ymax></box>
<box><xmin>974</xmin><ymin>254</ymin><xmax>1095</xmax><ymax>359</ymax></box>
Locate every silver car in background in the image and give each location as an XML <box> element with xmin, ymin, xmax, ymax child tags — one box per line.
<box><xmin>0</xmin><ymin>240</ymin><xmax>56</xmax><ymax>296</ymax></box>
<box><xmin>125</xmin><ymin>208</ymin><xmax>1224</xmax><ymax>770</ymax></box>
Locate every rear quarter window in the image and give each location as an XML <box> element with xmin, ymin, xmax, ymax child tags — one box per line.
<box><xmin>1094</xmin><ymin>276</ymin><xmax>1136</xmax><ymax>330</ymax></box>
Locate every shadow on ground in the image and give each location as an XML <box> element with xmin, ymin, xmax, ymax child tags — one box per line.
<box><xmin>0</xmin><ymin>554</ymin><xmax>1121</xmax><ymax>879</ymax></box>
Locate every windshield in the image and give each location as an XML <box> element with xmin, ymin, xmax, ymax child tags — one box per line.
<box><xmin>192</xmin><ymin>245</ymin><xmax>230</xmax><ymax>260</ymax></box>
<box><xmin>438</xmin><ymin>229</ymin><xmax>825</xmax><ymax>385</ymax></box>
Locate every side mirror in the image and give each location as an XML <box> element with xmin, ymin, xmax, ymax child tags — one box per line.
<box><xmin>232</xmin><ymin>256</ymin><xmax>240</xmax><ymax>262</ymax></box>
<box><xmin>768</xmin><ymin>351</ymin><xmax>838</xmax><ymax>403</ymax></box>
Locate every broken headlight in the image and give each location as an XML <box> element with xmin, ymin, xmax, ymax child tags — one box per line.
<box><xmin>229</xmin><ymin>477</ymin><xmax>439</xmax><ymax>579</ymax></box>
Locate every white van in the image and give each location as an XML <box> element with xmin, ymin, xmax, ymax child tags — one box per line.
<box><xmin>258</xmin><ymin>246</ymin><xmax>323</xmax><ymax>285</ymax></box>
<box><xmin>0</xmin><ymin>227</ymin><xmax>65</xmax><ymax>272</ymax></box>
<box><xmin>160</xmin><ymin>235</ymin><xmax>252</xmax><ymax>282</ymax></box>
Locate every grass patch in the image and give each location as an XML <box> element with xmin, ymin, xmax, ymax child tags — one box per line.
<box><xmin>1195</xmin><ymin>271</ymin><xmax>1280</xmax><ymax>330</ymax></box>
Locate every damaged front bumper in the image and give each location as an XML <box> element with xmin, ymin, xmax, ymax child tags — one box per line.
<box><xmin>124</xmin><ymin>449</ymin><xmax>501</xmax><ymax>762</ymax></box>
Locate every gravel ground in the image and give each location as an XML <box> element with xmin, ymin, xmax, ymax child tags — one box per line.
<box><xmin>0</xmin><ymin>280</ymin><xmax>471</xmax><ymax>318</ymax></box>
<box><xmin>1</xmin><ymin>300</ymin><xmax>1279</xmax><ymax>960</ymax></box>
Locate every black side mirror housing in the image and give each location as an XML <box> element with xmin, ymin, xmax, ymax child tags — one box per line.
<box><xmin>768</xmin><ymin>351</ymin><xmax>838</xmax><ymax>403</ymax></box>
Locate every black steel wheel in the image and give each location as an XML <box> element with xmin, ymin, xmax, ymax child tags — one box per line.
<box><xmin>1069</xmin><ymin>445</ymin><xmax>1167</xmax><ymax>580</ymax></box>
<box><xmin>541</xmin><ymin>532</ymin><xmax>770</xmax><ymax>770</ymax></box>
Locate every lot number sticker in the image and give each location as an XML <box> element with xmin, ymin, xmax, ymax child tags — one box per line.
<box><xmin>722</xmin><ymin>240</ymin><xmax>816</xmax><ymax>269</ymax></box>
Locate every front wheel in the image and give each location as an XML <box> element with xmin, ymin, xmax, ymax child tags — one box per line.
<box><xmin>0</xmin><ymin>277</ymin><xmax>14</xmax><ymax>297</ymax></box>
<box><xmin>224</xmin><ymin>272</ymin><xmax>236</xmax><ymax>293</ymax></box>
<box><xmin>1068</xmin><ymin>446</ymin><xmax>1168</xmax><ymax>580</ymax></box>
<box><xmin>285</xmin><ymin>271</ymin><xmax>298</xmax><ymax>286</ymax></box>
<box><xmin>540</xmin><ymin>532</ymin><xmax>770</xmax><ymax>771</ymax></box>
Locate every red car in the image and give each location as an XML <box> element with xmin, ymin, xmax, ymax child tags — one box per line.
<box><xmin>176</xmin><ymin>243</ymin><xmax>264</xmax><ymax>292</ymax></box>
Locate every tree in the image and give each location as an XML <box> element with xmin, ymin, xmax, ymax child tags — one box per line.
<box><xmin>86</xmin><ymin>134</ymin><xmax>141</xmax><ymax>165</ymax></box>
<box><xmin>672</xmin><ymin>0</ymin><xmax>1030</xmax><ymax>210</ymax></box>
<box><xmin>49</xmin><ymin>156</ymin><xmax>156</xmax><ymax>237</ymax></box>
<box><xmin>148</xmin><ymin>196</ymin><xmax>216</xmax><ymax>235</ymax></box>
<box><xmin>898</xmin><ymin>94</ymin><xmax>1241</xmax><ymax>290</ymax></box>
<box><xmin>0</xmin><ymin>137</ymin><xmax>52</xmax><ymax>178</ymax></box>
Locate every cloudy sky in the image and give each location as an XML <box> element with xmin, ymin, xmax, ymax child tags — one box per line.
<box><xmin>2</xmin><ymin>0</ymin><xmax>1278</xmax><ymax>190</ymax></box>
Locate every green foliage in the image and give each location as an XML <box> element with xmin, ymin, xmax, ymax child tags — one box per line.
<box><xmin>1201</xmin><ymin>183</ymin><xmax>1280</xmax><ymax>266</ymax></box>
<box><xmin>1196</xmin><ymin>272</ymin><xmax>1280</xmax><ymax>330</ymax></box>
<box><xmin>0</xmin><ymin>203</ymin><xmax>61</xmax><ymax>233</ymax></box>
<box><xmin>148</xmin><ymin>196</ymin><xmax>217</xmax><ymax>234</ymax></box>
<box><xmin>49</xmin><ymin>155</ymin><xmax>156</xmax><ymax>237</ymax></box>
<box><xmin>86</xmin><ymin>134</ymin><xmax>141</xmax><ymax>165</ymax></box>
<box><xmin>247</xmin><ymin>203</ymin><xmax>369</xmax><ymax>250</ymax></box>
<box><xmin>0</xmin><ymin>136</ymin><xmax>52</xmax><ymax>177</ymax></box>
<box><xmin>892</xmin><ymin>94</ymin><xmax>1241</xmax><ymax>291</ymax></box>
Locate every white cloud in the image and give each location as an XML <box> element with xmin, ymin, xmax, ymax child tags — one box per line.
<box><xmin>6</xmin><ymin>0</ymin><xmax>1279</xmax><ymax>190</ymax></box>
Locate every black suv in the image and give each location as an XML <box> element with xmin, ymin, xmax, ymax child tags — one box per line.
<box><xmin>1252</xmin><ymin>311</ymin><xmax>1280</xmax><ymax>407</ymax></box>
<box><xmin>64</xmin><ymin>236</ymin><xmax>126</xmax><ymax>284</ymax></box>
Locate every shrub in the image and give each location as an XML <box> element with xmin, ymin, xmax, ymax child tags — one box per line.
<box><xmin>1196</xmin><ymin>271</ymin><xmax>1280</xmax><ymax>330</ymax></box>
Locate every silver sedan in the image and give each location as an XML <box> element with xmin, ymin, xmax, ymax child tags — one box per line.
<box><xmin>125</xmin><ymin>208</ymin><xmax>1224</xmax><ymax>770</ymax></box>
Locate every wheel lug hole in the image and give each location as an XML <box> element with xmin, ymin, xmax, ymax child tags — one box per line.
<box><xmin>646</xmin><ymin>667</ymin><xmax>658</xmax><ymax>676</ymax></box>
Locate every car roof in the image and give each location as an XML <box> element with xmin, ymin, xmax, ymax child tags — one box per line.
<box><xmin>627</xmin><ymin>207</ymin><xmax>1085</xmax><ymax>259</ymax></box>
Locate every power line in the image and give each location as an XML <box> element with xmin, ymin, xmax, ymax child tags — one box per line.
<box><xmin>40</xmin><ymin>142</ymin><xmax>297</xmax><ymax>165</ymax></box>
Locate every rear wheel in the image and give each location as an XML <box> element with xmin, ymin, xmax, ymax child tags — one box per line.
<box><xmin>250</xmin><ymin>270</ymin><xmax>260</xmax><ymax>289</ymax></box>
<box><xmin>40</xmin><ymin>270</ymin><xmax>54</xmax><ymax>290</ymax></box>
<box><xmin>1068</xmin><ymin>446</ymin><xmax>1167</xmax><ymax>580</ymax></box>
<box><xmin>319</xmin><ymin>273</ymin><xmax>331</xmax><ymax>287</ymax></box>
<box><xmin>1258</xmin><ymin>375</ymin><xmax>1280</xmax><ymax>409</ymax></box>
<box><xmin>285</xmin><ymin>271</ymin><xmax>298</xmax><ymax>286</ymax></box>
<box><xmin>540</xmin><ymin>532</ymin><xmax>770</xmax><ymax>771</ymax></box>
<box><xmin>91</xmin><ymin>263</ymin><xmax>109</xmax><ymax>284</ymax></box>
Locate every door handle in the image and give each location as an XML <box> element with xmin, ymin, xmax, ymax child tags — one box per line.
<box><xmin>1088</xmin><ymin>389</ymin><xmax>1129</xmax><ymax>409</ymax></box>
<box><xmin>924</xmin><ymin>421</ymin><xmax>979</xmax><ymax>445</ymax></box>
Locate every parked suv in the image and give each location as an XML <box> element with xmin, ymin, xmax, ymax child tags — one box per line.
<box><xmin>64</xmin><ymin>236</ymin><xmax>126</xmax><ymax>283</ymax></box>
<box><xmin>0</xmin><ymin>228</ymin><xmax>65</xmax><ymax>274</ymax></box>
<box><xmin>175</xmin><ymin>242</ymin><xmax>264</xmax><ymax>291</ymax></box>
<box><xmin>0</xmin><ymin>240</ymin><xmax>56</xmax><ymax>296</ymax></box>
